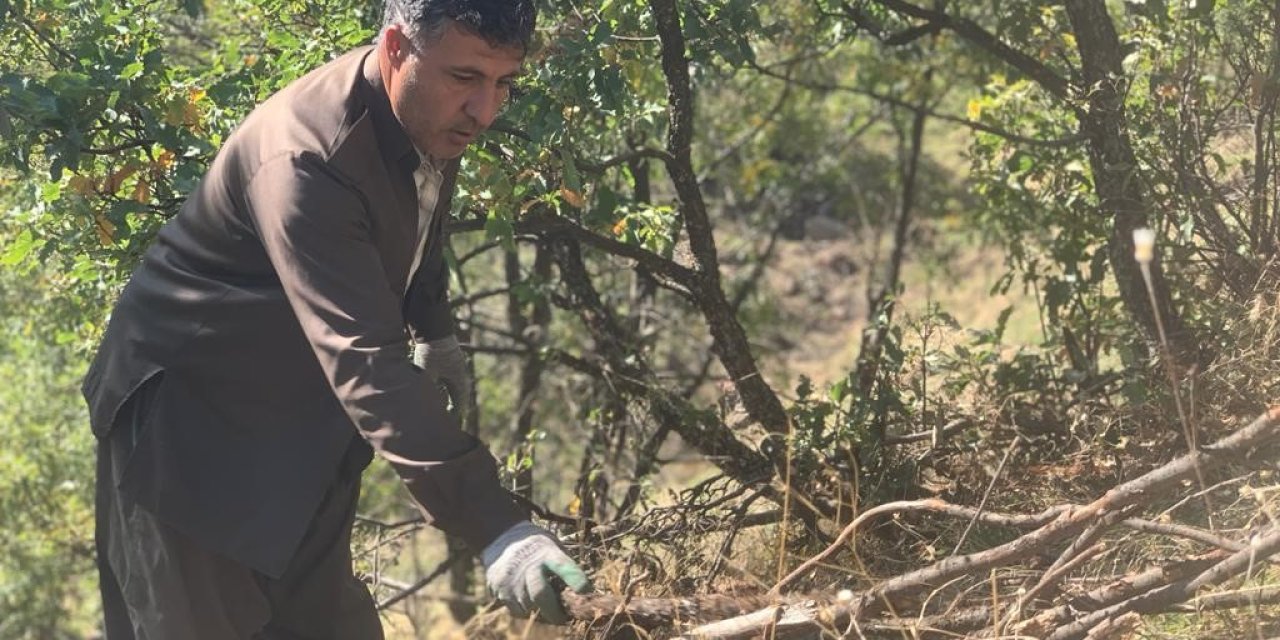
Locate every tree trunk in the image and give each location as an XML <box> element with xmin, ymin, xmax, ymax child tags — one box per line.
<box><xmin>648</xmin><ymin>0</ymin><xmax>791</xmax><ymax>439</ymax></box>
<box><xmin>1065</xmin><ymin>0</ymin><xmax>1200</xmax><ymax>365</ymax></box>
<box><xmin>855</xmin><ymin>75</ymin><xmax>930</xmax><ymax>443</ymax></box>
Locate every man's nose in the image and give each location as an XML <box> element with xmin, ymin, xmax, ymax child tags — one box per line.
<box><xmin>464</xmin><ymin>86</ymin><xmax>505</xmax><ymax>129</ymax></box>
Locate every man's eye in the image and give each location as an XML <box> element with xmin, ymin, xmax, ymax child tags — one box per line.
<box><xmin>452</xmin><ymin>73</ymin><xmax>475</xmax><ymax>82</ymax></box>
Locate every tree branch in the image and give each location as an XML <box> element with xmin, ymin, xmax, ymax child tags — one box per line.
<box><xmin>868</xmin><ymin>0</ymin><xmax>1074</xmax><ymax>102</ymax></box>
<box><xmin>746</xmin><ymin>59</ymin><xmax>1086</xmax><ymax>148</ymax></box>
<box><xmin>448</xmin><ymin>210</ymin><xmax>698</xmax><ymax>297</ymax></box>
<box><xmin>648</xmin><ymin>0</ymin><xmax>791</xmax><ymax>440</ymax></box>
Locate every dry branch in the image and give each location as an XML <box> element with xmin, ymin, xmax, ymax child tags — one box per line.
<box><xmin>1013</xmin><ymin>550</ymin><xmax>1229</xmax><ymax>635</ymax></box>
<box><xmin>658</xmin><ymin>407</ymin><xmax>1280</xmax><ymax>638</ymax></box>
<box><xmin>1045</xmin><ymin>525</ymin><xmax>1280</xmax><ymax>640</ymax></box>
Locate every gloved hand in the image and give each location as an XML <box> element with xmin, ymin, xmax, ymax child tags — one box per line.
<box><xmin>482</xmin><ymin>521</ymin><xmax>591</xmax><ymax>624</ymax></box>
<box><xmin>412</xmin><ymin>335</ymin><xmax>471</xmax><ymax>412</ymax></box>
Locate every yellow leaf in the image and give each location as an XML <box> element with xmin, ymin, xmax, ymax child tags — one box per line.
<box><xmin>612</xmin><ymin>218</ymin><xmax>627</xmax><ymax>236</ymax></box>
<box><xmin>68</xmin><ymin>175</ymin><xmax>96</xmax><ymax>196</ymax></box>
<box><xmin>560</xmin><ymin>186</ymin><xmax>586</xmax><ymax>209</ymax></box>
<box><xmin>93</xmin><ymin>213</ymin><xmax>116</xmax><ymax>246</ymax></box>
<box><xmin>104</xmin><ymin>163</ymin><xmax>139</xmax><ymax>194</ymax></box>
<box><xmin>566</xmin><ymin>495</ymin><xmax>581</xmax><ymax>516</ymax></box>
<box><xmin>133</xmin><ymin>177</ymin><xmax>151</xmax><ymax>203</ymax></box>
<box><xmin>967</xmin><ymin>99</ymin><xmax>983</xmax><ymax>121</ymax></box>
<box><xmin>33</xmin><ymin>11</ymin><xmax>59</xmax><ymax>29</ymax></box>
<box><xmin>156</xmin><ymin>150</ymin><xmax>176</xmax><ymax>171</ymax></box>
<box><xmin>182</xmin><ymin>101</ymin><xmax>201</xmax><ymax>126</ymax></box>
<box><xmin>188</xmin><ymin>87</ymin><xmax>206</xmax><ymax>102</ymax></box>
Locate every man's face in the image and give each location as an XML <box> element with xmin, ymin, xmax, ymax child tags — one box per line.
<box><xmin>382</xmin><ymin>21</ymin><xmax>525</xmax><ymax>160</ymax></box>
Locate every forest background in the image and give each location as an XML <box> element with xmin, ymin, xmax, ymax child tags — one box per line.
<box><xmin>3</xmin><ymin>0</ymin><xmax>1280</xmax><ymax>638</ymax></box>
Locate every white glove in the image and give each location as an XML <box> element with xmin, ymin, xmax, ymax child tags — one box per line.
<box><xmin>412</xmin><ymin>335</ymin><xmax>471</xmax><ymax>412</ymax></box>
<box><xmin>482</xmin><ymin>521</ymin><xmax>591</xmax><ymax>624</ymax></box>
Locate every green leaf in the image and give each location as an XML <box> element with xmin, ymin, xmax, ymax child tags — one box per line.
<box><xmin>40</xmin><ymin>182</ymin><xmax>60</xmax><ymax>203</ymax></box>
<box><xmin>828</xmin><ymin>377</ymin><xmax>848</xmax><ymax>404</ymax></box>
<box><xmin>118</xmin><ymin>61</ymin><xmax>146</xmax><ymax>80</ymax></box>
<box><xmin>558</xmin><ymin>146</ymin><xmax>581</xmax><ymax>194</ymax></box>
<box><xmin>1</xmin><ymin>230</ymin><xmax>35</xmax><ymax>266</ymax></box>
<box><xmin>994</xmin><ymin>306</ymin><xmax>1013</xmax><ymax>341</ymax></box>
<box><xmin>483</xmin><ymin>212</ymin><xmax>515</xmax><ymax>251</ymax></box>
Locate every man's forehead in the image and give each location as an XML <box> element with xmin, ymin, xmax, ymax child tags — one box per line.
<box><xmin>427</xmin><ymin>21</ymin><xmax>527</xmax><ymax>68</ymax></box>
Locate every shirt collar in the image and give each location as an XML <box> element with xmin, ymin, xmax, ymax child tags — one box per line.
<box><xmin>415</xmin><ymin>149</ymin><xmax>447</xmax><ymax>174</ymax></box>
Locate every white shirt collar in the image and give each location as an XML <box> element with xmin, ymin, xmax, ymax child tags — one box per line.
<box><xmin>415</xmin><ymin>148</ymin><xmax>447</xmax><ymax>174</ymax></box>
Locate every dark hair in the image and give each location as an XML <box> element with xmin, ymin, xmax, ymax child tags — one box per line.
<box><xmin>381</xmin><ymin>0</ymin><xmax>537</xmax><ymax>53</ymax></box>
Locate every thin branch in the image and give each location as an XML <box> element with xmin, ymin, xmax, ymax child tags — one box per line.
<box><xmin>578</xmin><ymin>147</ymin><xmax>676</xmax><ymax>176</ymax></box>
<box><xmin>81</xmin><ymin>139</ymin><xmax>157</xmax><ymax>155</ymax></box>
<box><xmin>882</xmin><ymin>418</ymin><xmax>968</xmax><ymax>445</ymax></box>
<box><xmin>868</xmin><ymin>0</ymin><xmax>1075</xmax><ymax>102</ymax></box>
<box><xmin>746</xmin><ymin>59</ymin><xmax>1085</xmax><ymax>148</ymax></box>
<box><xmin>374</xmin><ymin>552</ymin><xmax>464</xmax><ymax>610</ymax></box>
<box><xmin>1044</xmin><ymin>525</ymin><xmax>1280</xmax><ymax>640</ymax></box>
<box><xmin>1121</xmin><ymin>518</ymin><xmax>1255</xmax><ymax>554</ymax></box>
<box><xmin>770</xmin><ymin>499</ymin><xmax>1072</xmax><ymax>596</ymax></box>
<box><xmin>448</xmin><ymin>210</ymin><xmax>698</xmax><ymax>296</ymax></box>
<box><xmin>15</xmin><ymin>12</ymin><xmax>77</xmax><ymax>64</ymax></box>
<box><xmin>697</xmin><ymin>75</ymin><xmax>793</xmax><ymax>182</ymax></box>
<box><xmin>952</xmin><ymin>434</ymin><xmax>1020</xmax><ymax>555</ymax></box>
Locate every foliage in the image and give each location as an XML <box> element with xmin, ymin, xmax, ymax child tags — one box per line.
<box><xmin>3</xmin><ymin>0</ymin><xmax>1280</xmax><ymax>636</ymax></box>
<box><xmin>0</xmin><ymin>0</ymin><xmax>375</xmax><ymax>345</ymax></box>
<box><xmin>0</xmin><ymin>266</ymin><xmax>97</xmax><ymax>640</ymax></box>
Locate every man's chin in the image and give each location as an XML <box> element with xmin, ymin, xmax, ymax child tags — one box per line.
<box><xmin>427</xmin><ymin>142</ymin><xmax>469</xmax><ymax>160</ymax></box>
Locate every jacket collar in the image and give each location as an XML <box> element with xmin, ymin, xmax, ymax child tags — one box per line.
<box><xmin>359</xmin><ymin>46</ymin><xmax>421</xmax><ymax>174</ymax></box>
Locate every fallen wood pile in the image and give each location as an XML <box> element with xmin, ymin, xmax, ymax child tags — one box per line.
<box><xmin>560</xmin><ymin>407</ymin><xmax>1280</xmax><ymax>638</ymax></box>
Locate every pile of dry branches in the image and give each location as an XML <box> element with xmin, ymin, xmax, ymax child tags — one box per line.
<box><xmin>557</xmin><ymin>407</ymin><xmax>1280</xmax><ymax>638</ymax></box>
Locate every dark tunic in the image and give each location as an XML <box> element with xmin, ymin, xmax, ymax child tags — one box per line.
<box><xmin>83</xmin><ymin>46</ymin><xmax>524</xmax><ymax>579</ymax></box>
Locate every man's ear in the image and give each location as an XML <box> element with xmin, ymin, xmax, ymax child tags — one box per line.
<box><xmin>380</xmin><ymin>25</ymin><xmax>411</xmax><ymax>68</ymax></box>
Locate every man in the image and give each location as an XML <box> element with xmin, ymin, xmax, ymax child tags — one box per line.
<box><xmin>83</xmin><ymin>1</ymin><xmax>590</xmax><ymax>637</ymax></box>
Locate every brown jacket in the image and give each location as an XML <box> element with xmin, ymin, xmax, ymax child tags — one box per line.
<box><xmin>82</xmin><ymin>46</ymin><xmax>525</xmax><ymax>577</ymax></box>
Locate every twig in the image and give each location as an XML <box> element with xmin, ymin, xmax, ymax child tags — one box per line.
<box><xmin>952</xmin><ymin>434</ymin><xmax>1019</xmax><ymax>555</ymax></box>
<box><xmin>770</xmin><ymin>499</ymin><xmax>1070</xmax><ymax>596</ymax></box>
<box><xmin>1121</xmin><ymin>518</ymin><xmax>1252</xmax><ymax>553</ymax></box>
<box><xmin>375</xmin><ymin>552</ymin><xmax>464</xmax><ymax>610</ymax></box>
<box><xmin>355</xmin><ymin>514</ymin><xmax>425</xmax><ymax>530</ymax></box>
<box><xmin>1135</xmin><ymin>229</ymin><xmax>1215</xmax><ymax>528</ymax></box>
<box><xmin>1044</xmin><ymin>525</ymin><xmax>1280</xmax><ymax>640</ymax></box>
<box><xmin>1036</xmin><ymin>505</ymin><xmax>1136</xmax><ymax>591</ymax></box>
<box><xmin>1183</xmin><ymin>584</ymin><xmax>1280</xmax><ymax>611</ymax></box>
<box><xmin>699</xmin><ymin>407</ymin><xmax>1280</xmax><ymax>637</ymax></box>
<box><xmin>882</xmin><ymin>418</ymin><xmax>968</xmax><ymax>445</ymax></box>
<box><xmin>999</xmin><ymin>541</ymin><xmax>1108</xmax><ymax>634</ymax></box>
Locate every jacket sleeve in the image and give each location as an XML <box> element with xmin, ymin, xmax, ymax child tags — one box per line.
<box><xmin>243</xmin><ymin>153</ymin><xmax>525</xmax><ymax>549</ymax></box>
